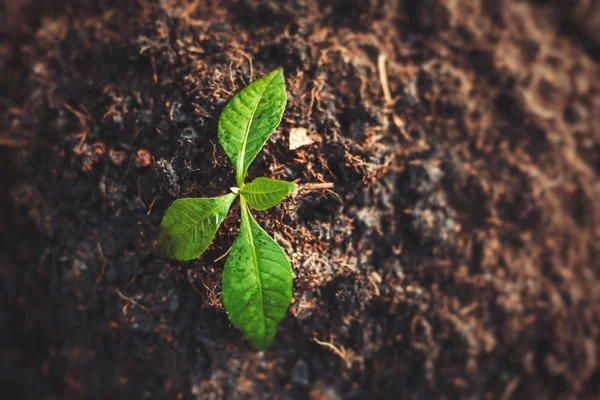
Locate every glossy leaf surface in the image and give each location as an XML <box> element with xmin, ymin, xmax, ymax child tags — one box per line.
<box><xmin>157</xmin><ymin>194</ymin><xmax>236</xmax><ymax>261</ymax></box>
<box><xmin>222</xmin><ymin>200</ymin><xmax>293</xmax><ymax>349</ymax></box>
<box><xmin>218</xmin><ymin>69</ymin><xmax>287</xmax><ymax>186</ymax></box>
<box><xmin>240</xmin><ymin>177</ymin><xmax>296</xmax><ymax>211</ymax></box>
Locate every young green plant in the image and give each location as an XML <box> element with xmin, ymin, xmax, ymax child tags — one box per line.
<box><xmin>157</xmin><ymin>69</ymin><xmax>295</xmax><ymax>350</ymax></box>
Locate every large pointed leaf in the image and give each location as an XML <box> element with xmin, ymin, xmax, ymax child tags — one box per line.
<box><xmin>222</xmin><ymin>200</ymin><xmax>293</xmax><ymax>349</ymax></box>
<box><xmin>218</xmin><ymin>69</ymin><xmax>287</xmax><ymax>186</ymax></box>
<box><xmin>158</xmin><ymin>193</ymin><xmax>236</xmax><ymax>261</ymax></box>
<box><xmin>240</xmin><ymin>177</ymin><xmax>296</xmax><ymax>211</ymax></box>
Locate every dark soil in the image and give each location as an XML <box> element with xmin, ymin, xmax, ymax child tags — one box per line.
<box><xmin>2</xmin><ymin>0</ymin><xmax>599</xmax><ymax>399</ymax></box>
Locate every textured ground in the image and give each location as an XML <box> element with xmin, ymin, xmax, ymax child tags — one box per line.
<box><xmin>1</xmin><ymin>0</ymin><xmax>599</xmax><ymax>398</ymax></box>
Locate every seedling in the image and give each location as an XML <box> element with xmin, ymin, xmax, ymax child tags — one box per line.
<box><xmin>158</xmin><ymin>69</ymin><xmax>295</xmax><ymax>350</ymax></box>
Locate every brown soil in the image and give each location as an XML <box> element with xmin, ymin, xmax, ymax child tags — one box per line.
<box><xmin>1</xmin><ymin>0</ymin><xmax>599</xmax><ymax>398</ymax></box>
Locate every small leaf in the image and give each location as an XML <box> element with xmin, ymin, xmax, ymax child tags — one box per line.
<box><xmin>222</xmin><ymin>200</ymin><xmax>293</xmax><ymax>350</ymax></box>
<box><xmin>218</xmin><ymin>69</ymin><xmax>287</xmax><ymax>186</ymax></box>
<box><xmin>240</xmin><ymin>177</ymin><xmax>296</xmax><ymax>211</ymax></box>
<box><xmin>158</xmin><ymin>193</ymin><xmax>236</xmax><ymax>261</ymax></box>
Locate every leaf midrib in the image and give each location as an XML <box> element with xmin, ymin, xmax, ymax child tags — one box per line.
<box><xmin>235</xmin><ymin>74</ymin><xmax>277</xmax><ymax>186</ymax></box>
<box><xmin>240</xmin><ymin>198</ymin><xmax>266</xmax><ymax>348</ymax></box>
<box><xmin>242</xmin><ymin>187</ymin><xmax>290</xmax><ymax>195</ymax></box>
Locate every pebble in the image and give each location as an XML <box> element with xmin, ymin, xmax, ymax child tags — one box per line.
<box><xmin>291</xmin><ymin>359</ymin><xmax>309</xmax><ymax>386</ymax></box>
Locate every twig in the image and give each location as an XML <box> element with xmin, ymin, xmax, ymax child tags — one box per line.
<box><xmin>150</xmin><ymin>49</ymin><xmax>158</xmax><ymax>83</ymax></box>
<box><xmin>201</xmin><ymin>280</ymin><xmax>221</xmax><ymax>307</ymax></box>
<box><xmin>74</xmin><ymin>131</ymin><xmax>87</xmax><ymax>153</ymax></box>
<box><xmin>0</xmin><ymin>137</ymin><xmax>28</xmax><ymax>147</ymax></box>
<box><xmin>377</xmin><ymin>53</ymin><xmax>393</xmax><ymax>105</ymax></box>
<box><xmin>180</xmin><ymin>0</ymin><xmax>200</xmax><ymax>17</ymax></box>
<box><xmin>146</xmin><ymin>194</ymin><xmax>158</xmax><ymax>215</ymax></box>
<box><xmin>500</xmin><ymin>377</ymin><xmax>521</xmax><ymax>400</ymax></box>
<box><xmin>312</xmin><ymin>338</ymin><xmax>355</xmax><ymax>368</ymax></box>
<box><xmin>302</xmin><ymin>182</ymin><xmax>335</xmax><ymax>190</ymax></box>
<box><xmin>339</xmin><ymin>262</ymin><xmax>358</xmax><ymax>272</ymax></box>
<box><xmin>313</xmin><ymin>338</ymin><xmax>346</xmax><ymax>358</ymax></box>
<box><xmin>229</xmin><ymin>62</ymin><xmax>236</xmax><ymax>91</ymax></box>
<box><xmin>214</xmin><ymin>246</ymin><xmax>232</xmax><ymax>262</ymax></box>
<box><xmin>95</xmin><ymin>241</ymin><xmax>105</xmax><ymax>284</ymax></box>
<box><xmin>325</xmin><ymin>189</ymin><xmax>342</xmax><ymax>201</ymax></box>
<box><xmin>60</xmin><ymin>101</ymin><xmax>91</xmax><ymax>122</ymax></box>
<box><xmin>116</xmin><ymin>288</ymin><xmax>150</xmax><ymax>311</ymax></box>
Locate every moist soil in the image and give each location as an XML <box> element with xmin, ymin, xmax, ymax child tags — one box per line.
<box><xmin>1</xmin><ymin>0</ymin><xmax>599</xmax><ymax>399</ymax></box>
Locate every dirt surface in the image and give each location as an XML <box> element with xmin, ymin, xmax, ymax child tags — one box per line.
<box><xmin>1</xmin><ymin>0</ymin><xmax>599</xmax><ymax>398</ymax></box>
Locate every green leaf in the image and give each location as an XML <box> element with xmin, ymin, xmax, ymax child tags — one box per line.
<box><xmin>222</xmin><ymin>199</ymin><xmax>293</xmax><ymax>350</ymax></box>
<box><xmin>240</xmin><ymin>177</ymin><xmax>296</xmax><ymax>211</ymax></box>
<box><xmin>158</xmin><ymin>193</ymin><xmax>237</xmax><ymax>261</ymax></box>
<box><xmin>218</xmin><ymin>69</ymin><xmax>287</xmax><ymax>186</ymax></box>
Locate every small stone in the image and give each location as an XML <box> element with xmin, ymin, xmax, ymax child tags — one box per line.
<box><xmin>291</xmin><ymin>359</ymin><xmax>309</xmax><ymax>386</ymax></box>
<box><xmin>289</xmin><ymin>127</ymin><xmax>314</xmax><ymax>150</ymax></box>
<box><xmin>135</xmin><ymin>149</ymin><xmax>151</xmax><ymax>167</ymax></box>
<box><xmin>109</xmin><ymin>149</ymin><xmax>127</xmax><ymax>166</ymax></box>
